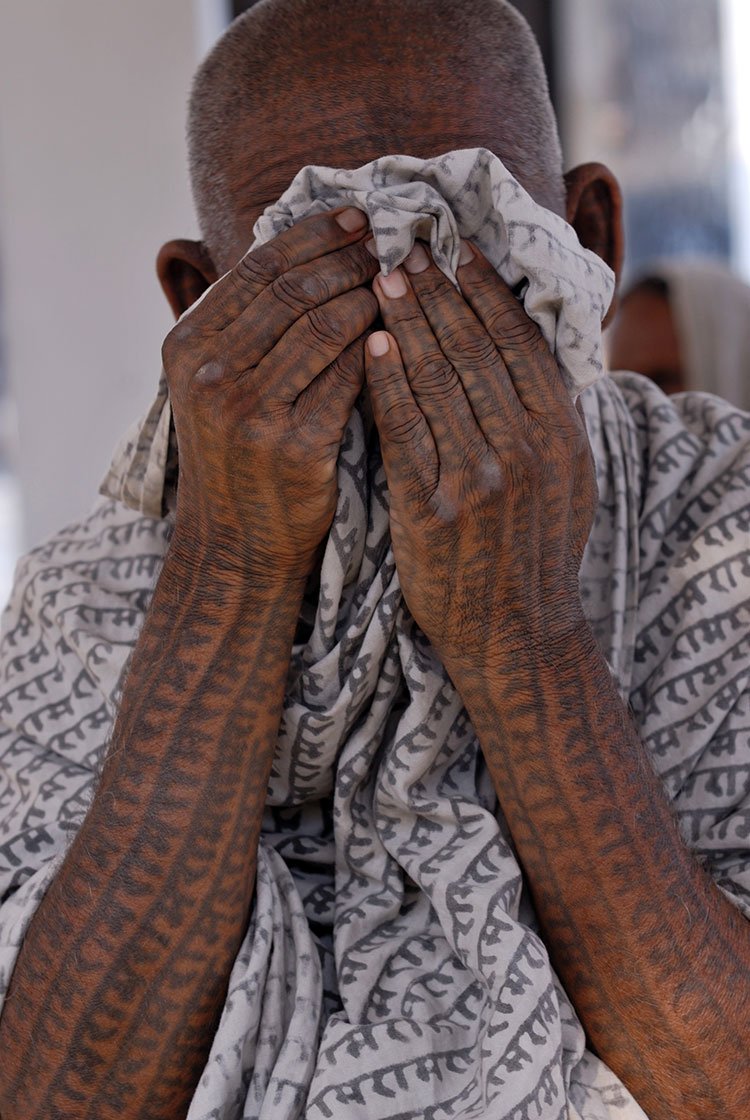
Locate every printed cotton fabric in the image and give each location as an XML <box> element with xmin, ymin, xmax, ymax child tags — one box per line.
<box><xmin>2</xmin><ymin>152</ymin><xmax>750</xmax><ymax>1120</ymax></box>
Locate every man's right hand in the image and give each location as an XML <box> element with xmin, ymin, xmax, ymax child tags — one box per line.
<box><xmin>0</xmin><ymin>209</ymin><xmax>381</xmax><ymax>1120</ymax></box>
<box><xmin>162</xmin><ymin>207</ymin><xmax>379</xmax><ymax>586</ymax></box>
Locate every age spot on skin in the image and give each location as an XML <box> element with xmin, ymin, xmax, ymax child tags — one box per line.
<box><xmin>195</xmin><ymin>360</ymin><xmax>227</xmax><ymax>385</ymax></box>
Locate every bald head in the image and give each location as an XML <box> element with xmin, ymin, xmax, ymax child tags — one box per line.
<box><xmin>188</xmin><ymin>0</ymin><xmax>565</xmax><ymax>266</ymax></box>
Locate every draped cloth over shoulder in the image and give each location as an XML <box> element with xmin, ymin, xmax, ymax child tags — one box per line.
<box><xmin>3</xmin><ymin>150</ymin><xmax>750</xmax><ymax>1120</ymax></box>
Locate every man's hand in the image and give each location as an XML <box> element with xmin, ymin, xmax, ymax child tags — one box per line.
<box><xmin>163</xmin><ymin>206</ymin><xmax>379</xmax><ymax>585</ymax></box>
<box><xmin>366</xmin><ymin>241</ymin><xmax>750</xmax><ymax>1119</ymax></box>
<box><xmin>364</xmin><ymin>240</ymin><xmax>597</xmax><ymax>674</ymax></box>
<box><xmin>0</xmin><ymin>210</ymin><xmax>382</xmax><ymax>1120</ymax></box>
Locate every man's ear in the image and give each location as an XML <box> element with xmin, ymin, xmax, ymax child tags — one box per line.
<box><xmin>564</xmin><ymin>163</ymin><xmax>624</xmax><ymax>328</ymax></box>
<box><xmin>156</xmin><ymin>239</ymin><xmax>219</xmax><ymax>320</ymax></box>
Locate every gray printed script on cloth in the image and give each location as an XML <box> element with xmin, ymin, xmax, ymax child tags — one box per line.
<box><xmin>2</xmin><ymin>149</ymin><xmax>750</xmax><ymax>1120</ymax></box>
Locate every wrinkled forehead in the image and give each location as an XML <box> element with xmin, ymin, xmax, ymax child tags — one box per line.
<box><xmin>216</xmin><ymin>99</ymin><xmax>511</xmax><ymax>269</ymax></box>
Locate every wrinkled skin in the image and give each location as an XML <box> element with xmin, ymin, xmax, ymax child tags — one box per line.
<box><xmin>365</xmin><ymin>241</ymin><xmax>598</xmax><ymax>673</ymax></box>
<box><xmin>163</xmin><ymin>208</ymin><xmax>379</xmax><ymax>584</ymax></box>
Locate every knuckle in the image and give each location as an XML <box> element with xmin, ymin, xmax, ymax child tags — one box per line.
<box><xmin>161</xmin><ymin>331</ymin><xmax>178</xmax><ymax>372</ymax></box>
<box><xmin>379</xmin><ymin>290</ymin><xmax>417</xmax><ymax>327</ymax></box>
<box><xmin>161</xmin><ymin>318</ymin><xmax>201</xmax><ymax>371</ymax></box>
<box><xmin>271</xmin><ymin>268</ymin><xmax>329</xmax><ymax>312</ymax></box>
<box><xmin>412</xmin><ymin>270</ymin><xmax>449</xmax><ymax>303</ymax></box>
<box><xmin>329</xmin><ymin>343</ymin><xmax>364</xmax><ymax>385</ymax></box>
<box><xmin>427</xmin><ymin>491</ymin><xmax>460</xmax><ymax>530</ymax></box>
<box><xmin>234</xmin><ymin>243</ymin><xmax>289</xmax><ymax>290</ymax></box>
<box><xmin>469</xmin><ymin>271</ymin><xmax>499</xmax><ymax>307</ymax></box>
<box><xmin>469</xmin><ymin>450</ymin><xmax>504</xmax><ymax>494</ymax></box>
<box><xmin>294</xmin><ymin>211</ymin><xmax>339</xmax><ymax>249</ymax></box>
<box><xmin>351</xmin><ymin>286</ymin><xmax>380</xmax><ymax>322</ymax></box>
<box><xmin>486</xmin><ymin>307</ymin><xmax>543</xmax><ymax>351</ymax></box>
<box><xmin>440</xmin><ymin>322</ymin><xmax>496</xmax><ymax>366</ymax></box>
<box><xmin>305</xmin><ymin>305</ymin><xmax>348</xmax><ymax>352</ymax></box>
<box><xmin>409</xmin><ymin>353</ymin><xmax>457</xmax><ymax>395</ymax></box>
<box><xmin>164</xmin><ymin>316</ymin><xmax>195</xmax><ymax>348</ymax></box>
<box><xmin>381</xmin><ymin>403</ymin><xmax>424</xmax><ymax>442</ymax></box>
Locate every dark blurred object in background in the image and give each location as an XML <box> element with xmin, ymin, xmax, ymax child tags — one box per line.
<box><xmin>608</xmin><ymin>258</ymin><xmax>750</xmax><ymax>408</ymax></box>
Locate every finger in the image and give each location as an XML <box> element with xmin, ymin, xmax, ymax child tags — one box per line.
<box><xmin>372</xmin><ymin>268</ymin><xmax>485</xmax><ymax>470</ymax></box>
<box><xmin>456</xmin><ymin>243</ymin><xmax>574</xmax><ymax>417</ymax></box>
<box><xmin>294</xmin><ymin>337</ymin><xmax>366</xmax><ymax>467</ymax></box>
<box><xmin>400</xmin><ymin>244</ymin><xmax>526</xmax><ymax>444</ymax></box>
<box><xmin>255</xmin><ymin>287</ymin><xmax>379</xmax><ymax>403</ymax></box>
<box><xmin>364</xmin><ymin>331</ymin><xmax>438</xmax><ymax>497</ymax></box>
<box><xmin>223</xmin><ymin>238</ymin><xmax>380</xmax><ymax>369</ymax></box>
<box><xmin>184</xmin><ymin>207</ymin><xmax>370</xmax><ymax>333</ymax></box>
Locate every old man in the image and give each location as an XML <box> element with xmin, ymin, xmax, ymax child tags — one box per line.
<box><xmin>1</xmin><ymin>2</ymin><xmax>749</xmax><ymax>1119</ymax></box>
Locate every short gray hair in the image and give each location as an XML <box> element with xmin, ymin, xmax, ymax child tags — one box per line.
<box><xmin>188</xmin><ymin>0</ymin><xmax>565</xmax><ymax>256</ymax></box>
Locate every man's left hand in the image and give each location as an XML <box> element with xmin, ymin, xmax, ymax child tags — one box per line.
<box><xmin>367</xmin><ymin>242</ymin><xmax>750</xmax><ymax>1120</ymax></box>
<box><xmin>365</xmin><ymin>240</ymin><xmax>598</xmax><ymax>676</ymax></box>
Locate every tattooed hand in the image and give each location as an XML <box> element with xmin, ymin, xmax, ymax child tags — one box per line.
<box><xmin>361</xmin><ymin>244</ymin><xmax>750</xmax><ymax>1120</ymax></box>
<box><xmin>365</xmin><ymin>240</ymin><xmax>598</xmax><ymax>674</ymax></box>
<box><xmin>162</xmin><ymin>207</ymin><xmax>379</xmax><ymax>585</ymax></box>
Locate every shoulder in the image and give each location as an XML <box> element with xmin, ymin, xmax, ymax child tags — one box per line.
<box><xmin>584</xmin><ymin>371</ymin><xmax>750</xmax><ymax>484</ymax></box>
<box><xmin>0</xmin><ymin>498</ymin><xmax>170</xmax><ymax>759</ymax></box>
<box><xmin>582</xmin><ymin>372</ymin><xmax>750</xmax><ymax>592</ymax></box>
<box><xmin>586</xmin><ymin>377</ymin><xmax>750</xmax><ymax>912</ymax></box>
<box><xmin>0</xmin><ymin>499</ymin><xmax>170</xmax><ymax>902</ymax></box>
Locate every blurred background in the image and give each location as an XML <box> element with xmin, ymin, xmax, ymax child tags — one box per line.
<box><xmin>0</xmin><ymin>0</ymin><xmax>748</xmax><ymax>598</ymax></box>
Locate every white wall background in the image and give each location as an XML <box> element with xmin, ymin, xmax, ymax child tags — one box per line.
<box><xmin>0</xmin><ymin>0</ymin><xmax>230</xmax><ymax>553</ymax></box>
<box><xmin>724</xmin><ymin>0</ymin><xmax>750</xmax><ymax>283</ymax></box>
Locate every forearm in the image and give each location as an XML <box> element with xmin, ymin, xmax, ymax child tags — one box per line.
<box><xmin>453</xmin><ymin>622</ymin><xmax>750</xmax><ymax>1120</ymax></box>
<box><xmin>0</xmin><ymin>543</ymin><xmax>304</xmax><ymax>1120</ymax></box>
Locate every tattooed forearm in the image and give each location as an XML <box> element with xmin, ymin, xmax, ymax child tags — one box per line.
<box><xmin>0</xmin><ymin>544</ymin><xmax>305</xmax><ymax>1120</ymax></box>
<box><xmin>454</xmin><ymin>624</ymin><xmax>750</xmax><ymax>1120</ymax></box>
<box><xmin>363</xmin><ymin>235</ymin><xmax>750</xmax><ymax>1117</ymax></box>
<box><xmin>0</xmin><ymin>207</ymin><xmax>377</xmax><ymax>1120</ymax></box>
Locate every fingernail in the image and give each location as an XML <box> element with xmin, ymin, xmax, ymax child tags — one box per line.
<box><xmin>368</xmin><ymin>331</ymin><xmax>390</xmax><ymax>357</ymax></box>
<box><xmin>403</xmin><ymin>243</ymin><xmax>430</xmax><ymax>274</ymax></box>
<box><xmin>364</xmin><ymin>237</ymin><xmax>379</xmax><ymax>259</ymax></box>
<box><xmin>458</xmin><ymin>240</ymin><xmax>474</xmax><ymax>267</ymax></box>
<box><xmin>378</xmin><ymin>269</ymin><xmax>408</xmax><ymax>299</ymax></box>
<box><xmin>335</xmin><ymin>207</ymin><xmax>368</xmax><ymax>232</ymax></box>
